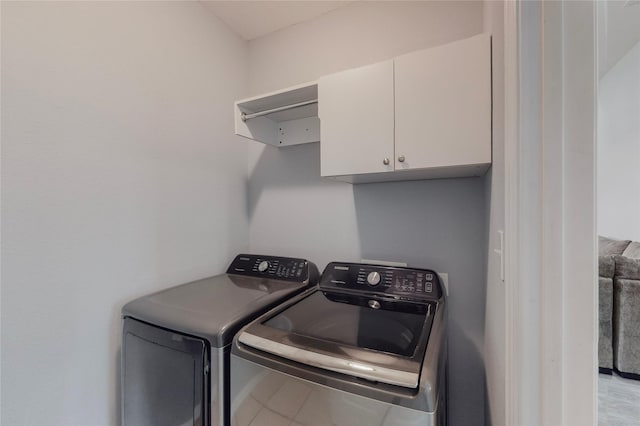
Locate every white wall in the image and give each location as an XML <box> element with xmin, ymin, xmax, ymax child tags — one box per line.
<box><xmin>1</xmin><ymin>2</ymin><xmax>249</xmax><ymax>425</ymax></box>
<box><xmin>246</xmin><ymin>2</ymin><xmax>488</xmax><ymax>425</ymax></box>
<box><xmin>598</xmin><ymin>39</ymin><xmax>640</xmax><ymax>241</ymax></box>
<box><xmin>482</xmin><ymin>2</ymin><xmax>506</xmax><ymax>425</ymax></box>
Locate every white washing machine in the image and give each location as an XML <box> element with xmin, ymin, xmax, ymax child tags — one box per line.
<box><xmin>231</xmin><ymin>261</ymin><xmax>447</xmax><ymax>426</ymax></box>
<box><xmin>121</xmin><ymin>254</ymin><xmax>319</xmax><ymax>426</ymax></box>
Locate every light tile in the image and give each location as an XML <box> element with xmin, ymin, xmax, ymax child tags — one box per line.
<box><xmin>249</xmin><ymin>408</ymin><xmax>290</xmax><ymax>426</ymax></box>
<box><xmin>266</xmin><ymin>378</ymin><xmax>312</xmax><ymax>419</ymax></box>
<box><xmin>326</xmin><ymin>391</ymin><xmax>388</xmax><ymax>426</ymax></box>
<box><xmin>295</xmin><ymin>390</ymin><xmax>334</xmax><ymax>426</ymax></box>
<box><xmin>234</xmin><ymin>396</ymin><xmax>263</xmax><ymax>426</ymax></box>
<box><xmin>251</xmin><ymin>372</ymin><xmax>288</xmax><ymax>405</ymax></box>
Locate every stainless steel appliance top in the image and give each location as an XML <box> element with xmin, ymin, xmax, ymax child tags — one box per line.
<box><xmin>236</xmin><ymin>262</ymin><xmax>445</xmax><ymax>388</ymax></box>
<box><xmin>121</xmin><ymin>254</ymin><xmax>318</xmax><ymax>347</ymax></box>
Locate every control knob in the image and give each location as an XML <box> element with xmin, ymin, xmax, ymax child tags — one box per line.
<box><xmin>367</xmin><ymin>271</ymin><xmax>381</xmax><ymax>286</ymax></box>
<box><xmin>258</xmin><ymin>261</ymin><xmax>270</xmax><ymax>272</ymax></box>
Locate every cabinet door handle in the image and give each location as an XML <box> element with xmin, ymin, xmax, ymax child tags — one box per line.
<box><xmin>383</xmin><ymin>158</ymin><xmax>390</xmax><ymax>165</ymax></box>
<box><xmin>398</xmin><ymin>155</ymin><xmax>405</xmax><ymax>163</ymax></box>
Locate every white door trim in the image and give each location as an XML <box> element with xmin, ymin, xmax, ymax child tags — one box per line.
<box><xmin>505</xmin><ymin>1</ymin><xmax>543</xmax><ymax>423</ymax></box>
<box><xmin>503</xmin><ymin>0</ymin><xmax>521</xmax><ymax>424</ymax></box>
<box><xmin>505</xmin><ymin>1</ymin><xmax>598</xmax><ymax>425</ymax></box>
<box><xmin>540</xmin><ymin>1</ymin><xmax>566</xmax><ymax>423</ymax></box>
<box><xmin>559</xmin><ymin>2</ymin><xmax>598</xmax><ymax>423</ymax></box>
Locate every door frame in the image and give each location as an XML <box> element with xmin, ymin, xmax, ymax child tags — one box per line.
<box><xmin>504</xmin><ymin>1</ymin><xmax>598</xmax><ymax>424</ymax></box>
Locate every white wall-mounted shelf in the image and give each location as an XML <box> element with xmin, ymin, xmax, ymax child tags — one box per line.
<box><xmin>234</xmin><ymin>82</ymin><xmax>319</xmax><ymax>147</ymax></box>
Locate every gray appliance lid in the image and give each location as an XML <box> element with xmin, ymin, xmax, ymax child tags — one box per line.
<box><xmin>237</xmin><ymin>289</ymin><xmax>434</xmax><ymax>388</ymax></box>
<box><xmin>122</xmin><ymin>273</ymin><xmax>309</xmax><ymax>348</ymax></box>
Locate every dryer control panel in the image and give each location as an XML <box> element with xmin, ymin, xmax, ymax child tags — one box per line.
<box><xmin>227</xmin><ymin>254</ymin><xmax>316</xmax><ymax>283</ymax></box>
<box><xmin>319</xmin><ymin>262</ymin><xmax>443</xmax><ymax>301</ymax></box>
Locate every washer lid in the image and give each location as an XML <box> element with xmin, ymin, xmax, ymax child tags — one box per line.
<box><xmin>122</xmin><ymin>273</ymin><xmax>310</xmax><ymax>348</ymax></box>
<box><xmin>238</xmin><ymin>289</ymin><xmax>435</xmax><ymax>388</ymax></box>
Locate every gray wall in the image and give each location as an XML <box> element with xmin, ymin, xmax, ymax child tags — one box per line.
<box><xmin>246</xmin><ymin>2</ymin><xmax>488</xmax><ymax>424</ymax></box>
<box><xmin>598</xmin><ymin>39</ymin><xmax>640</xmax><ymax>241</ymax></box>
<box><xmin>1</xmin><ymin>3</ymin><xmax>249</xmax><ymax>424</ymax></box>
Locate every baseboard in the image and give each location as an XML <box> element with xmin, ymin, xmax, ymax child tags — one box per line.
<box><xmin>599</xmin><ymin>367</ymin><xmax>613</xmax><ymax>375</ymax></box>
<box><xmin>614</xmin><ymin>368</ymin><xmax>640</xmax><ymax>381</ymax></box>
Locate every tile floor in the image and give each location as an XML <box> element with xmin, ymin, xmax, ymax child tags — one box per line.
<box><xmin>235</xmin><ymin>370</ymin><xmax>640</xmax><ymax>425</ymax></box>
<box><xmin>233</xmin><ymin>372</ymin><xmax>310</xmax><ymax>426</ymax></box>
<box><xmin>599</xmin><ymin>372</ymin><xmax>640</xmax><ymax>425</ymax></box>
<box><xmin>232</xmin><ymin>371</ymin><xmax>430</xmax><ymax>426</ymax></box>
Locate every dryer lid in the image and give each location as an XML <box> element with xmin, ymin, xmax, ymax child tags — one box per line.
<box><xmin>122</xmin><ymin>255</ymin><xmax>317</xmax><ymax>348</ymax></box>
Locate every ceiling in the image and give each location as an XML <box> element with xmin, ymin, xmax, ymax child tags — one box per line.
<box><xmin>203</xmin><ymin>0</ymin><xmax>640</xmax><ymax>74</ymax></box>
<box><xmin>202</xmin><ymin>1</ymin><xmax>352</xmax><ymax>41</ymax></box>
<box><xmin>600</xmin><ymin>0</ymin><xmax>640</xmax><ymax>76</ymax></box>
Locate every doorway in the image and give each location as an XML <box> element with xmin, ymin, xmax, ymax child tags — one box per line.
<box><xmin>596</xmin><ymin>1</ymin><xmax>640</xmax><ymax>424</ymax></box>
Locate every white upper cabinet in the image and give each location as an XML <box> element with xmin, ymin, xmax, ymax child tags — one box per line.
<box><xmin>319</xmin><ymin>33</ymin><xmax>491</xmax><ymax>183</ymax></box>
<box><xmin>235</xmin><ymin>33</ymin><xmax>491</xmax><ymax>184</ymax></box>
<box><xmin>394</xmin><ymin>33</ymin><xmax>491</xmax><ymax>172</ymax></box>
<box><xmin>318</xmin><ymin>60</ymin><xmax>394</xmax><ymax>177</ymax></box>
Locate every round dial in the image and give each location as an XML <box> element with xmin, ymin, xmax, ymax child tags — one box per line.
<box><xmin>367</xmin><ymin>271</ymin><xmax>381</xmax><ymax>286</ymax></box>
<box><xmin>258</xmin><ymin>261</ymin><xmax>270</xmax><ymax>272</ymax></box>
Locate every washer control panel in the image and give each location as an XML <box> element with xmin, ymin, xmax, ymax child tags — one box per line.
<box><xmin>227</xmin><ymin>254</ymin><xmax>312</xmax><ymax>283</ymax></box>
<box><xmin>320</xmin><ymin>262</ymin><xmax>442</xmax><ymax>301</ymax></box>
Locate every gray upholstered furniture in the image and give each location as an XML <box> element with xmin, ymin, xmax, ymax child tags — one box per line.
<box><xmin>613</xmin><ymin>241</ymin><xmax>640</xmax><ymax>379</ymax></box>
<box><xmin>599</xmin><ymin>254</ymin><xmax>615</xmax><ymax>373</ymax></box>
<box><xmin>599</xmin><ymin>236</ymin><xmax>630</xmax><ymax>373</ymax></box>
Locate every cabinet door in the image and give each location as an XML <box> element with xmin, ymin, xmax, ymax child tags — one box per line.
<box><xmin>319</xmin><ymin>60</ymin><xmax>394</xmax><ymax>177</ymax></box>
<box><xmin>394</xmin><ymin>33</ymin><xmax>491</xmax><ymax>171</ymax></box>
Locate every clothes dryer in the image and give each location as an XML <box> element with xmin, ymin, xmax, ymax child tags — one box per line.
<box><xmin>121</xmin><ymin>254</ymin><xmax>318</xmax><ymax>426</ymax></box>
